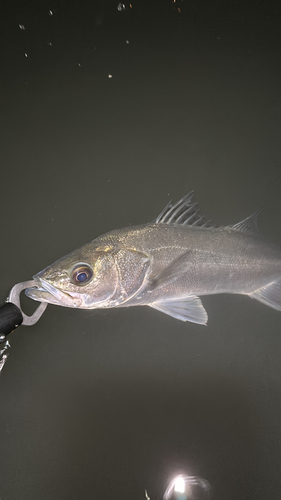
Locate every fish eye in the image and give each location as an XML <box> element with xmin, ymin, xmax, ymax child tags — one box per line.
<box><xmin>71</xmin><ymin>264</ymin><xmax>93</xmax><ymax>286</ymax></box>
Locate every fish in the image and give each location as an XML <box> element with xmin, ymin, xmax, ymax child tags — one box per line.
<box><xmin>25</xmin><ymin>192</ymin><xmax>281</xmax><ymax>325</ymax></box>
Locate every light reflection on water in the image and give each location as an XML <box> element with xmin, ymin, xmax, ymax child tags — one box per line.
<box><xmin>0</xmin><ymin>340</ymin><xmax>10</xmax><ymax>373</ymax></box>
<box><xmin>163</xmin><ymin>475</ymin><xmax>210</xmax><ymax>500</ymax></box>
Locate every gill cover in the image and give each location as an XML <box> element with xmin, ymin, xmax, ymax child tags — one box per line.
<box><xmin>113</xmin><ymin>248</ymin><xmax>150</xmax><ymax>303</ymax></box>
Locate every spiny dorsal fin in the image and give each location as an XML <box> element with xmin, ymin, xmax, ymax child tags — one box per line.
<box><xmin>155</xmin><ymin>192</ymin><xmax>213</xmax><ymax>227</ymax></box>
<box><xmin>228</xmin><ymin>208</ymin><xmax>264</xmax><ymax>234</ymax></box>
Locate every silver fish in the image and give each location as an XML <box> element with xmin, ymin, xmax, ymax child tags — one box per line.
<box><xmin>25</xmin><ymin>192</ymin><xmax>281</xmax><ymax>325</ymax></box>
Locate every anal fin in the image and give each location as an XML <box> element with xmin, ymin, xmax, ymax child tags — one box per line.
<box><xmin>249</xmin><ymin>279</ymin><xmax>281</xmax><ymax>311</ymax></box>
<box><xmin>150</xmin><ymin>296</ymin><xmax>208</xmax><ymax>324</ymax></box>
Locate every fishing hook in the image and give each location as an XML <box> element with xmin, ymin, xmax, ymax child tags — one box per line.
<box><xmin>0</xmin><ymin>280</ymin><xmax>47</xmax><ymax>343</ymax></box>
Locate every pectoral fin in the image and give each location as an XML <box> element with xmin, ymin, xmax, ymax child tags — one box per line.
<box><xmin>149</xmin><ymin>250</ymin><xmax>192</xmax><ymax>291</ymax></box>
<box><xmin>150</xmin><ymin>296</ymin><xmax>208</xmax><ymax>324</ymax></box>
<box><xmin>249</xmin><ymin>279</ymin><xmax>281</xmax><ymax>311</ymax></box>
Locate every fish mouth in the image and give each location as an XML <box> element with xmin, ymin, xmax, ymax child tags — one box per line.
<box><xmin>25</xmin><ymin>277</ymin><xmax>82</xmax><ymax>308</ymax></box>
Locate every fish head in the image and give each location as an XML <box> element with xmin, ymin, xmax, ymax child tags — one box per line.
<box><xmin>25</xmin><ymin>241</ymin><xmax>151</xmax><ymax>309</ymax></box>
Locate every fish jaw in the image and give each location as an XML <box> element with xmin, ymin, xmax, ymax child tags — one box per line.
<box><xmin>25</xmin><ymin>277</ymin><xmax>82</xmax><ymax>308</ymax></box>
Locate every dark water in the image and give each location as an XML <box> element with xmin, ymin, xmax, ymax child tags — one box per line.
<box><xmin>1</xmin><ymin>1</ymin><xmax>281</xmax><ymax>499</ymax></box>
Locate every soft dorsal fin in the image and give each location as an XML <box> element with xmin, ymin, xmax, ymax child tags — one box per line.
<box><xmin>228</xmin><ymin>208</ymin><xmax>264</xmax><ymax>234</ymax></box>
<box><xmin>154</xmin><ymin>192</ymin><xmax>212</xmax><ymax>227</ymax></box>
